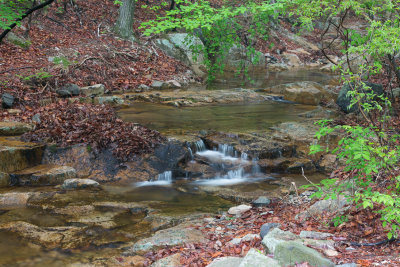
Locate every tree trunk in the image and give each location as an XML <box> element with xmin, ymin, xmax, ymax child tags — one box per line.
<box><xmin>115</xmin><ymin>0</ymin><xmax>135</xmax><ymax>40</ymax></box>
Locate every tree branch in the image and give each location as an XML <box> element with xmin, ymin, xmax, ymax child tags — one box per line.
<box><xmin>0</xmin><ymin>0</ymin><xmax>56</xmax><ymax>43</ymax></box>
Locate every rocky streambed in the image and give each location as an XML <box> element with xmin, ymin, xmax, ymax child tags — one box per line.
<box><xmin>0</xmin><ymin>70</ymin><xmax>347</xmax><ymax>266</ymax></box>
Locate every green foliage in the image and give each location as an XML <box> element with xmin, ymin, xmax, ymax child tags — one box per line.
<box><xmin>16</xmin><ymin>70</ymin><xmax>52</xmax><ymax>86</ymax></box>
<box><xmin>307</xmin><ymin>120</ymin><xmax>400</xmax><ymax>239</ymax></box>
<box><xmin>289</xmin><ymin>0</ymin><xmax>400</xmax><ymax>239</ymax></box>
<box><xmin>0</xmin><ymin>0</ymin><xmax>33</xmax><ymax>30</ymax></box>
<box><xmin>140</xmin><ymin>0</ymin><xmax>283</xmax><ymax>82</ymax></box>
<box><xmin>53</xmin><ymin>56</ymin><xmax>76</xmax><ymax>71</ymax></box>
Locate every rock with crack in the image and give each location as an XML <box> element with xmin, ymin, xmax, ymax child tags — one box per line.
<box><xmin>125</xmin><ymin>223</ymin><xmax>207</xmax><ymax>255</ymax></box>
<box><xmin>0</xmin><ymin>221</ymin><xmax>88</xmax><ymax>249</ymax></box>
<box><xmin>13</xmin><ymin>165</ymin><xmax>76</xmax><ymax>186</ymax></box>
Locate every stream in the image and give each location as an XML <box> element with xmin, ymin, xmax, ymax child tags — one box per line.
<box><xmin>0</xmin><ymin>70</ymin><xmax>332</xmax><ymax>266</ymax></box>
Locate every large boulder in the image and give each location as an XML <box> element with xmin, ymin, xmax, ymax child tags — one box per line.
<box><xmin>263</xmin><ymin>81</ymin><xmax>336</xmax><ymax>106</ymax></box>
<box><xmin>239</xmin><ymin>248</ymin><xmax>281</xmax><ymax>267</ymax></box>
<box><xmin>274</xmin><ymin>241</ymin><xmax>335</xmax><ymax>267</ymax></box>
<box><xmin>154</xmin><ymin>33</ymin><xmax>207</xmax><ymax>77</ymax></box>
<box><xmin>207</xmin><ymin>257</ymin><xmax>242</xmax><ymax>267</ymax></box>
<box><xmin>222</xmin><ymin>45</ymin><xmax>266</xmax><ymax>72</ymax></box>
<box><xmin>336</xmin><ymin>82</ymin><xmax>384</xmax><ymax>113</ymax></box>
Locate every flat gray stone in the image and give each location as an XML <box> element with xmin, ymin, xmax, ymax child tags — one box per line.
<box><xmin>275</xmin><ymin>241</ymin><xmax>335</xmax><ymax>267</ymax></box>
<box><xmin>206</xmin><ymin>257</ymin><xmax>242</xmax><ymax>267</ymax></box>
<box><xmin>239</xmin><ymin>248</ymin><xmax>281</xmax><ymax>267</ymax></box>
<box><xmin>61</xmin><ymin>178</ymin><xmax>100</xmax><ymax>190</ymax></box>
<box><xmin>127</xmin><ymin>223</ymin><xmax>207</xmax><ymax>254</ymax></box>
<box><xmin>262</xmin><ymin>228</ymin><xmax>299</xmax><ymax>253</ymax></box>
<box><xmin>252</xmin><ymin>196</ymin><xmax>271</xmax><ymax>207</ymax></box>
<box><xmin>80</xmin><ymin>84</ymin><xmax>105</xmax><ymax>97</ymax></box>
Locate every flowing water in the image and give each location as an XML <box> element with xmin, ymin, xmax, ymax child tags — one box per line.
<box><xmin>0</xmin><ymin>70</ymin><xmax>331</xmax><ymax>265</ymax></box>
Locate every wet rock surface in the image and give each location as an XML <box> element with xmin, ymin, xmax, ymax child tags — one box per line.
<box><xmin>126</xmin><ymin>222</ymin><xmax>208</xmax><ymax>255</ymax></box>
<box><xmin>0</xmin><ymin>121</ymin><xmax>34</xmax><ymax>136</ymax></box>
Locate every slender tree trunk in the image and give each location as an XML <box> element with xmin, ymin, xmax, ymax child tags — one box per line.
<box><xmin>115</xmin><ymin>0</ymin><xmax>135</xmax><ymax>40</ymax></box>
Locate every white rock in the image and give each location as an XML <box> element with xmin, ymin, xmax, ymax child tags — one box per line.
<box><xmin>228</xmin><ymin>204</ymin><xmax>252</xmax><ymax>216</ymax></box>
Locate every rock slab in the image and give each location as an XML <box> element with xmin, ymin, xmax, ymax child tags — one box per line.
<box><xmin>274</xmin><ymin>241</ymin><xmax>335</xmax><ymax>267</ymax></box>
<box><xmin>239</xmin><ymin>248</ymin><xmax>281</xmax><ymax>267</ymax></box>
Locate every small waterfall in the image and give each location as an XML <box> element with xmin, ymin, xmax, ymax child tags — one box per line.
<box><xmin>195</xmin><ymin>140</ymin><xmax>206</xmax><ymax>152</ymax></box>
<box><xmin>241</xmin><ymin>152</ymin><xmax>248</xmax><ymax>161</ymax></box>
<box><xmin>224</xmin><ymin>168</ymin><xmax>244</xmax><ymax>179</ymax></box>
<box><xmin>157</xmin><ymin>171</ymin><xmax>172</xmax><ymax>182</ymax></box>
<box><xmin>251</xmin><ymin>158</ymin><xmax>261</xmax><ymax>174</ymax></box>
<box><xmin>218</xmin><ymin>144</ymin><xmax>235</xmax><ymax>157</ymax></box>
<box><xmin>188</xmin><ymin>147</ymin><xmax>194</xmax><ymax>161</ymax></box>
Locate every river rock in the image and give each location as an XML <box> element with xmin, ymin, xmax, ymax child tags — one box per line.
<box><xmin>0</xmin><ymin>121</ymin><xmax>34</xmax><ymax>136</ymax></box>
<box><xmin>336</xmin><ymin>82</ymin><xmax>383</xmax><ymax>113</ymax></box>
<box><xmin>0</xmin><ymin>221</ymin><xmax>87</xmax><ymax>249</ymax></box>
<box><xmin>268</xmin><ymin>63</ymin><xmax>289</xmax><ymax>71</ymax></box>
<box><xmin>262</xmin><ymin>228</ymin><xmax>299</xmax><ymax>253</ymax></box>
<box><xmin>0</xmin><ymin>171</ymin><xmax>11</xmax><ymax>187</ymax></box>
<box><xmin>126</xmin><ymin>223</ymin><xmax>207</xmax><ymax>254</ymax></box>
<box><xmin>14</xmin><ymin>165</ymin><xmax>77</xmax><ymax>186</ymax></box>
<box><xmin>0</xmin><ymin>192</ymin><xmax>31</xmax><ymax>209</ymax></box>
<box><xmin>229</xmin><ymin>233</ymin><xmax>259</xmax><ymax>245</ymax></box>
<box><xmin>206</xmin><ymin>257</ymin><xmax>242</xmax><ymax>267</ymax></box>
<box><xmin>94</xmin><ymin>201</ymin><xmax>151</xmax><ymax>214</ymax></box>
<box><xmin>318</xmin><ymin>154</ymin><xmax>337</xmax><ymax>173</ymax></box>
<box><xmin>94</xmin><ymin>96</ymin><xmax>124</xmax><ymax>105</ymax></box>
<box><xmin>57</xmin><ymin>84</ymin><xmax>80</xmax><ymax>97</ymax></box>
<box><xmin>282</xmin><ymin>53</ymin><xmax>302</xmax><ymax>67</ymax></box>
<box><xmin>151</xmin><ymin>80</ymin><xmax>166</xmax><ymax>89</ymax></box>
<box><xmin>147</xmin><ymin>140</ymin><xmax>189</xmax><ymax>173</ymax></box>
<box><xmin>260</xmin><ymin>223</ymin><xmax>281</xmax><ymax>239</ymax></box>
<box><xmin>1</xmin><ymin>93</ymin><xmax>15</xmax><ymax>108</ymax></box>
<box><xmin>252</xmin><ymin>196</ymin><xmax>271</xmax><ymax>207</ymax></box>
<box><xmin>80</xmin><ymin>84</ymin><xmax>105</xmax><ymax>97</ymax></box>
<box><xmin>239</xmin><ymin>248</ymin><xmax>281</xmax><ymax>267</ymax></box>
<box><xmin>296</xmin><ymin>195</ymin><xmax>348</xmax><ymax>221</ymax></box>
<box><xmin>150</xmin><ymin>253</ymin><xmax>181</xmax><ymax>267</ymax></box>
<box><xmin>61</xmin><ymin>178</ymin><xmax>100</xmax><ymax>190</ymax></box>
<box><xmin>138</xmin><ymin>84</ymin><xmax>150</xmax><ymax>92</ymax></box>
<box><xmin>228</xmin><ymin>204</ymin><xmax>252</xmax><ymax>216</ymax></box>
<box><xmin>274</xmin><ymin>241</ymin><xmax>335</xmax><ymax>267</ymax></box>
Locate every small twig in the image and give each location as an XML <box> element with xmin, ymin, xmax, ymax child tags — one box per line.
<box><xmin>97</xmin><ymin>22</ymin><xmax>102</xmax><ymax>37</ymax></box>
